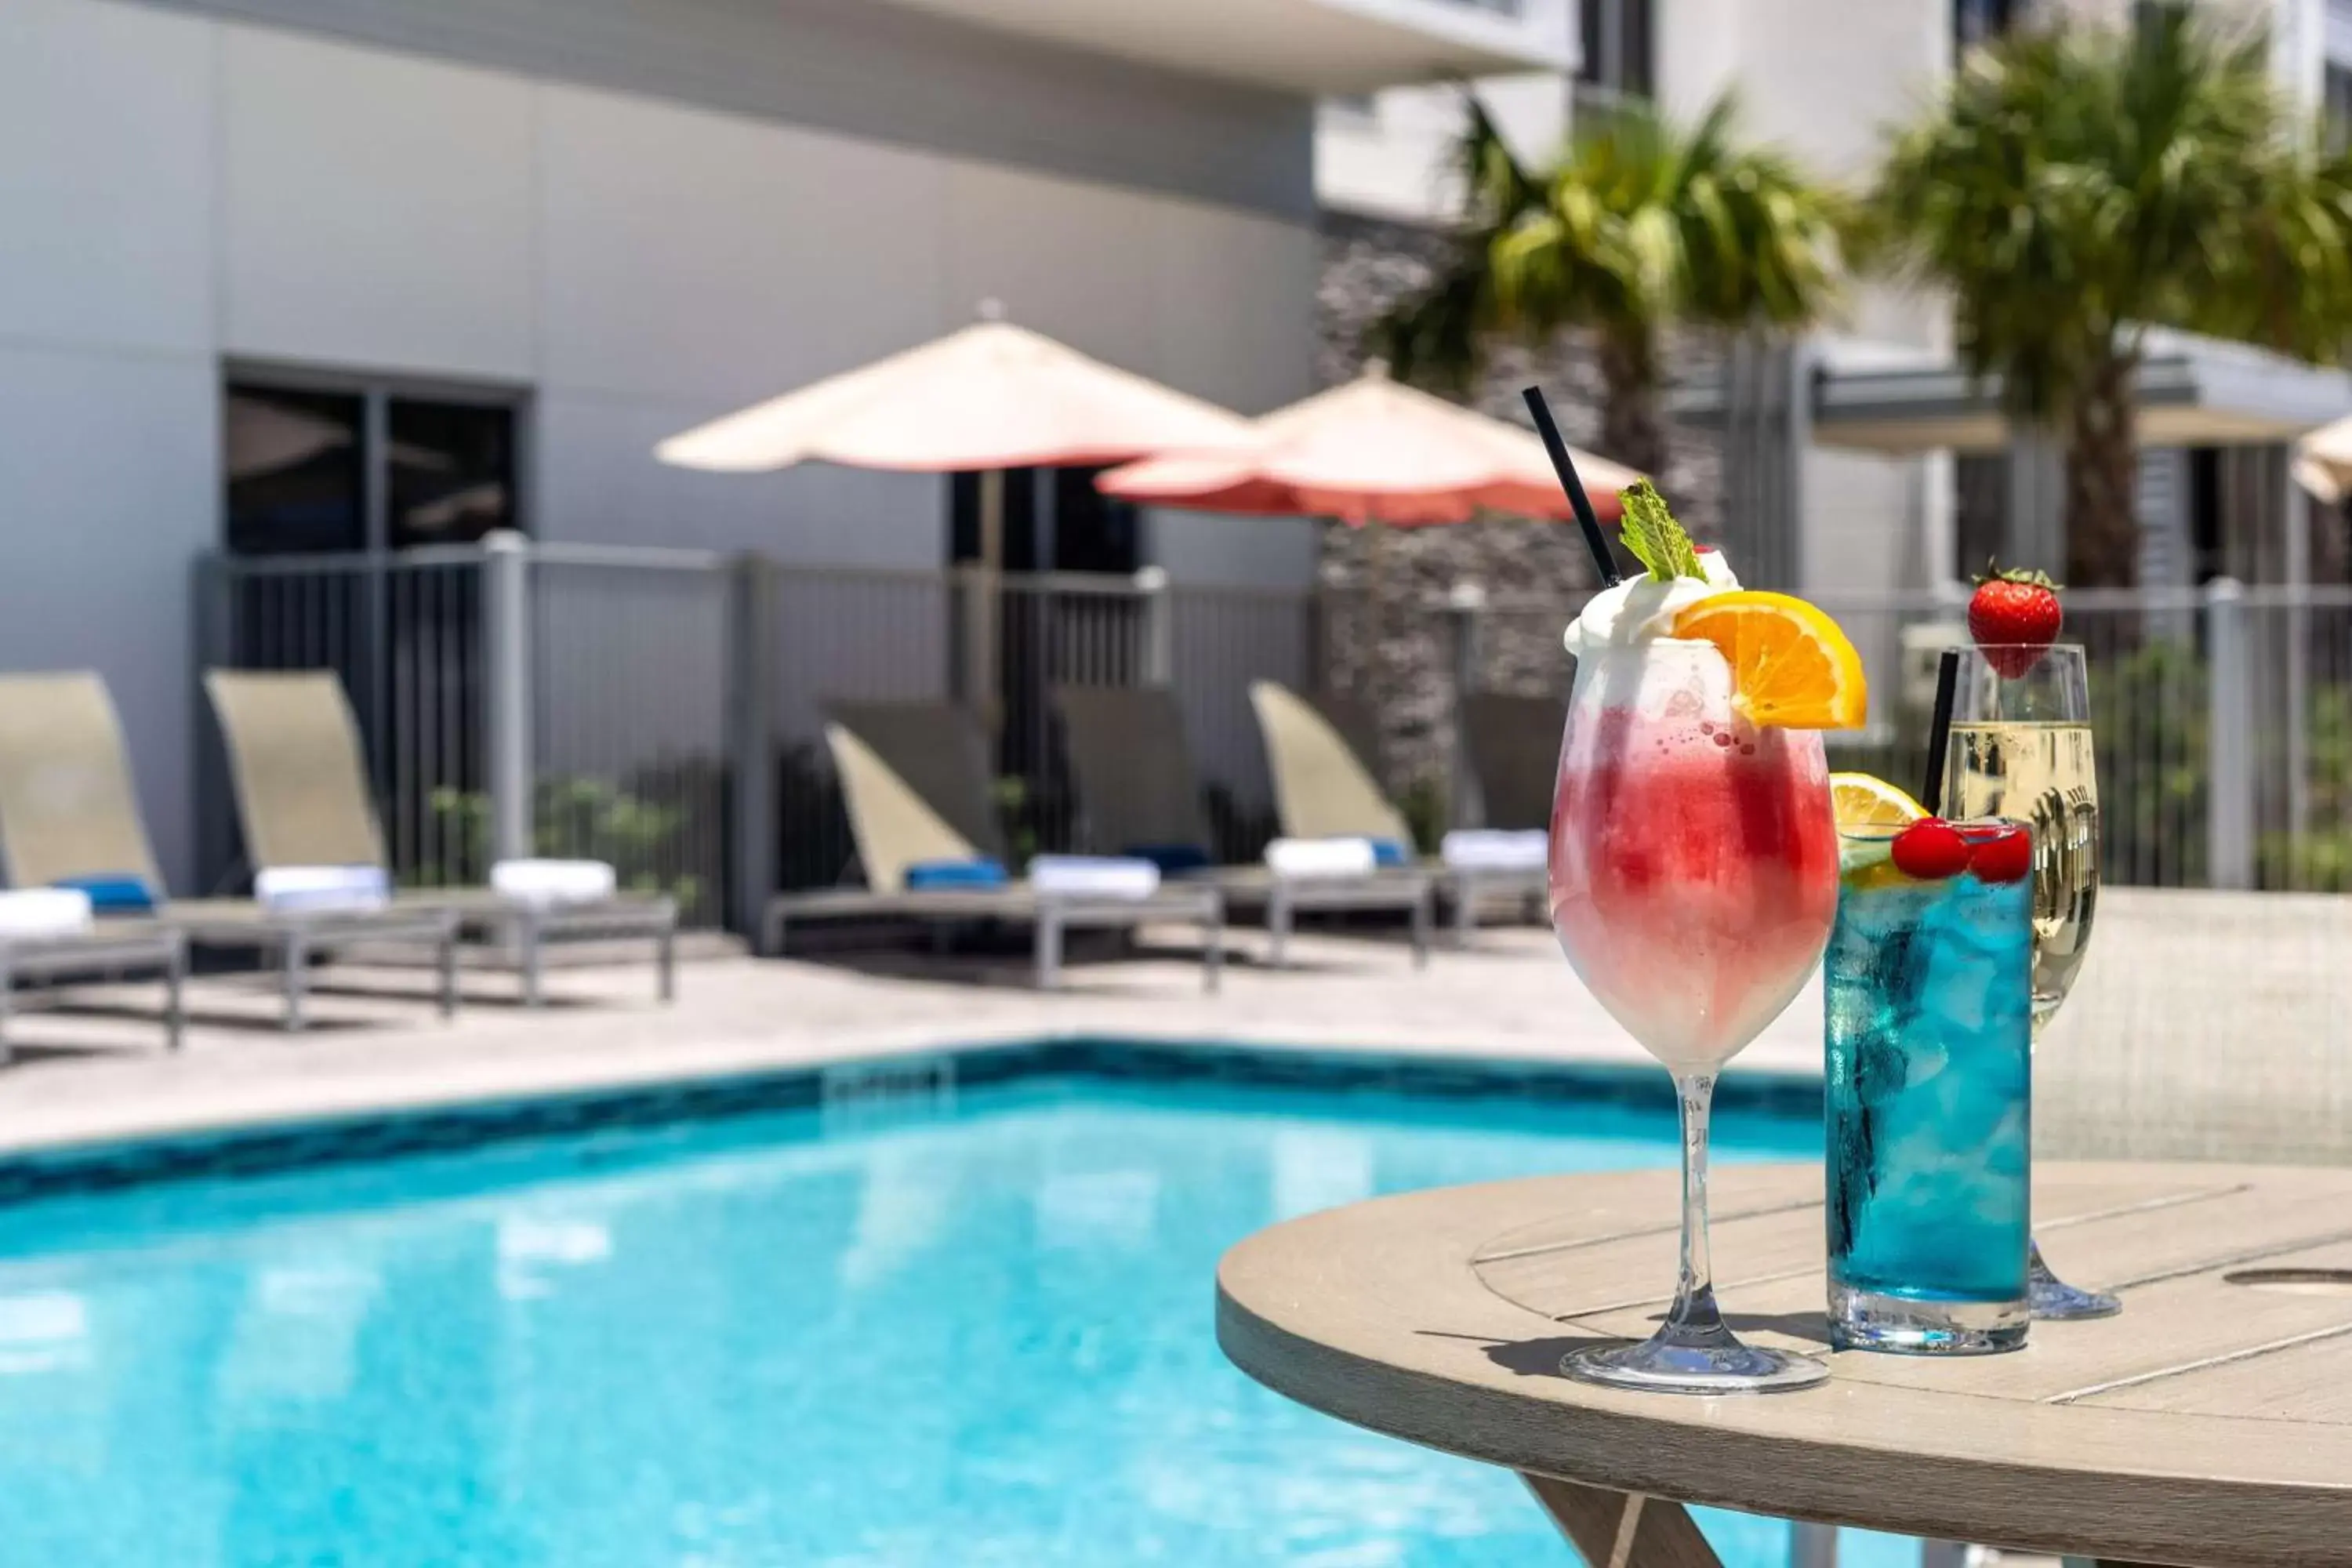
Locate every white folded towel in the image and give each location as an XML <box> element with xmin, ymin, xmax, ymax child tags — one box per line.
<box><xmin>1441</xmin><ymin>829</ymin><xmax>1551</xmax><ymax>872</ymax></box>
<box><xmin>0</xmin><ymin>889</ymin><xmax>93</xmax><ymax>938</ymax></box>
<box><xmin>256</xmin><ymin>864</ymin><xmax>392</xmax><ymax>915</ymax></box>
<box><xmin>1264</xmin><ymin>837</ymin><xmax>1376</xmax><ymax>879</ymax></box>
<box><xmin>492</xmin><ymin>858</ymin><xmax>618</xmax><ymax>909</ymax></box>
<box><xmin>1028</xmin><ymin>855</ymin><xmax>1161</xmax><ymax>899</ymax></box>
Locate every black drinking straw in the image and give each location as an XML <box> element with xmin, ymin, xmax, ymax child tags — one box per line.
<box><xmin>1521</xmin><ymin>385</ymin><xmax>1623</xmax><ymax>588</ymax></box>
<box><xmin>1922</xmin><ymin>648</ymin><xmax>1962</xmax><ymax>815</ymax></box>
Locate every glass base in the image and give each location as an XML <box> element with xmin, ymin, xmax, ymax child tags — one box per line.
<box><xmin>1829</xmin><ymin>1283</ymin><xmax>2027</xmax><ymax>1355</ymax></box>
<box><xmin>1562</xmin><ymin>1330</ymin><xmax>1829</xmax><ymax>1396</ymax></box>
<box><xmin>2028</xmin><ymin>1240</ymin><xmax>2121</xmax><ymax>1320</ymax></box>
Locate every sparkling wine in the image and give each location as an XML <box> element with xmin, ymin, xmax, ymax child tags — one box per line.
<box><xmin>1944</xmin><ymin>720</ymin><xmax>2099</xmax><ymax>1033</ymax></box>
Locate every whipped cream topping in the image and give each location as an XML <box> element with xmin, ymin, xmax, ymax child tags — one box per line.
<box><xmin>1563</xmin><ymin>548</ymin><xmax>1741</xmax><ymax>658</ymax></box>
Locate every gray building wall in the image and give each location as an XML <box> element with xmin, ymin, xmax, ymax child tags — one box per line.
<box><xmin>0</xmin><ymin>0</ymin><xmax>1323</xmax><ymax>889</ymax></box>
<box><xmin>127</xmin><ymin>0</ymin><xmax>1319</xmax><ymax>223</ymax></box>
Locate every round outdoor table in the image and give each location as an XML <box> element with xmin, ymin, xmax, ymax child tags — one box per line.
<box><xmin>1216</xmin><ymin>1161</ymin><xmax>2352</xmax><ymax>1568</ymax></box>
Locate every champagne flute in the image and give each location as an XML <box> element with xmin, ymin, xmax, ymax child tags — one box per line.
<box><xmin>1549</xmin><ymin>640</ymin><xmax>1841</xmax><ymax>1392</ymax></box>
<box><xmin>1943</xmin><ymin>644</ymin><xmax>2118</xmax><ymax>1320</ymax></box>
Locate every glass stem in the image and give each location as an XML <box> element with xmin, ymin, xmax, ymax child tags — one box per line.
<box><xmin>1664</xmin><ymin>1072</ymin><xmax>1730</xmax><ymax>1345</ymax></box>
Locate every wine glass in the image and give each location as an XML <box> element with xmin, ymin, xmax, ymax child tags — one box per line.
<box><xmin>1549</xmin><ymin>641</ymin><xmax>1841</xmax><ymax>1392</ymax></box>
<box><xmin>1943</xmin><ymin>644</ymin><xmax>2118</xmax><ymax>1320</ymax></box>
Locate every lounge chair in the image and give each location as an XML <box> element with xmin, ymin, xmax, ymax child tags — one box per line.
<box><xmin>0</xmin><ymin>672</ymin><xmax>457</xmax><ymax>1031</ymax></box>
<box><xmin>1249</xmin><ymin>681</ymin><xmax>1547</xmax><ymax>943</ymax></box>
<box><xmin>1052</xmin><ymin>684</ymin><xmax>1432</xmax><ymax>968</ymax></box>
<box><xmin>0</xmin><ymin>906</ymin><xmax>186</xmax><ymax>1062</ymax></box>
<box><xmin>761</xmin><ymin>700</ymin><xmax>1223</xmax><ymax>990</ymax></box>
<box><xmin>1454</xmin><ymin>691</ymin><xmax>1560</xmax><ymax>926</ymax></box>
<box><xmin>203</xmin><ymin>670</ymin><xmax>678</xmax><ymax>1008</ymax></box>
<box><xmin>1458</xmin><ymin>693</ymin><xmax>1563</xmax><ymax>834</ymax></box>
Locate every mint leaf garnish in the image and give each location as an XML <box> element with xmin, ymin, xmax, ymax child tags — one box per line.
<box><xmin>1615</xmin><ymin>480</ymin><xmax>1704</xmax><ymax>583</ymax></box>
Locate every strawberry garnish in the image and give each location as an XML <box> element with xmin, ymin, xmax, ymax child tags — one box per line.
<box><xmin>1966</xmin><ymin>560</ymin><xmax>2063</xmax><ymax>679</ymax></box>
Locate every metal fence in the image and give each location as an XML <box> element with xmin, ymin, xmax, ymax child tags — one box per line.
<box><xmin>1432</xmin><ymin>580</ymin><xmax>2352</xmax><ymax>895</ymax></box>
<box><xmin>200</xmin><ymin>541</ymin><xmax>739</xmax><ymax>925</ymax></box>
<box><xmin>528</xmin><ymin>545</ymin><xmax>733</xmax><ymax>925</ymax></box>
<box><xmin>1166</xmin><ymin>582</ymin><xmax>1316</xmax><ymax>862</ymax></box>
<box><xmin>196</xmin><ymin>541</ymin><xmax>1320</xmax><ymax>928</ymax></box>
<box><xmin>198</xmin><ymin>544</ymin><xmax>492</xmax><ymax>895</ymax></box>
<box><xmin>199</xmin><ymin>539</ymin><xmax>2352</xmax><ymax>933</ymax></box>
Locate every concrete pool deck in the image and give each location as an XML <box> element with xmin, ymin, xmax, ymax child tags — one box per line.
<box><xmin>0</xmin><ymin>880</ymin><xmax>2337</xmax><ymax>1163</ymax></box>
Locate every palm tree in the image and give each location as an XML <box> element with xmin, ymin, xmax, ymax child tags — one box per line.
<box><xmin>1871</xmin><ymin>2</ymin><xmax>2352</xmax><ymax>586</ymax></box>
<box><xmin>1377</xmin><ymin>93</ymin><xmax>1848</xmax><ymax>482</ymax></box>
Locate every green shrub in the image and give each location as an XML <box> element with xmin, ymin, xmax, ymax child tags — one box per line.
<box><xmin>426</xmin><ymin>759</ymin><xmax>715</xmax><ymax>917</ymax></box>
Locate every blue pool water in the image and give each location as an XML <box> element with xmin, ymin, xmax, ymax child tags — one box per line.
<box><xmin>0</xmin><ymin>1059</ymin><xmax>1913</xmax><ymax>1566</ymax></box>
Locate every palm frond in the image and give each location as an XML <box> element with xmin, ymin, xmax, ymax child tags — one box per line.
<box><xmin>1868</xmin><ymin>0</ymin><xmax>2352</xmax><ymax>421</ymax></box>
<box><xmin>1374</xmin><ymin>88</ymin><xmax>1849</xmax><ymax>396</ymax></box>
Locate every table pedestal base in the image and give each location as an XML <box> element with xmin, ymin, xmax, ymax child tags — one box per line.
<box><xmin>1520</xmin><ymin>1474</ymin><xmax>1723</xmax><ymax>1568</ymax></box>
<box><xmin>1519</xmin><ymin>1477</ymin><xmax>2190</xmax><ymax>1568</ymax></box>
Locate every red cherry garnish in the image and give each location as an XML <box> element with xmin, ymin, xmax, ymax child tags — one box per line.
<box><xmin>1963</xmin><ymin>824</ymin><xmax>2033</xmax><ymax>884</ymax></box>
<box><xmin>1890</xmin><ymin>818</ymin><xmax>1972</xmax><ymax>880</ymax></box>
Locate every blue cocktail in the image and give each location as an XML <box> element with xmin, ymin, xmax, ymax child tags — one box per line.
<box><xmin>1825</xmin><ymin>816</ymin><xmax>2033</xmax><ymax>1353</ymax></box>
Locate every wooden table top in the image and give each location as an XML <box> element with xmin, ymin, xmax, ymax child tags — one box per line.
<box><xmin>1216</xmin><ymin>1162</ymin><xmax>2352</xmax><ymax>1566</ymax></box>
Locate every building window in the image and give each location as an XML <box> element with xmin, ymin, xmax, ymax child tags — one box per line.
<box><xmin>2328</xmin><ymin>64</ymin><xmax>2352</xmax><ymax>151</ymax></box>
<box><xmin>387</xmin><ymin>399</ymin><xmax>517</xmax><ymax>550</ymax></box>
<box><xmin>949</xmin><ymin>466</ymin><xmax>1141</xmax><ymax>575</ymax></box>
<box><xmin>1955</xmin><ymin>0</ymin><xmax>2029</xmax><ymax>56</ymax></box>
<box><xmin>1953</xmin><ymin>453</ymin><xmax>2005</xmax><ymax>581</ymax></box>
<box><xmin>223</xmin><ymin>376</ymin><xmax>522</xmax><ymax>556</ymax></box>
<box><xmin>1577</xmin><ymin>0</ymin><xmax>1653</xmax><ymax>100</ymax></box>
<box><xmin>224</xmin><ymin>386</ymin><xmax>366</xmax><ymax>556</ymax></box>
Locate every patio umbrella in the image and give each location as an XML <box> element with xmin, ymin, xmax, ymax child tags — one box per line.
<box><xmin>2294</xmin><ymin>411</ymin><xmax>2352</xmax><ymax>503</ymax></box>
<box><xmin>1100</xmin><ymin>367</ymin><xmax>1642</xmax><ymax>728</ymax></box>
<box><xmin>1095</xmin><ymin>364</ymin><xmax>1641</xmax><ymax>526</ymax></box>
<box><xmin>656</xmin><ymin>312</ymin><xmax>1254</xmax><ymax>716</ymax></box>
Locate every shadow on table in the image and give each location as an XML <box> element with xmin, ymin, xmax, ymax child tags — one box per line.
<box><xmin>1420</xmin><ymin>1312</ymin><xmax>1835</xmax><ymax>1380</ymax></box>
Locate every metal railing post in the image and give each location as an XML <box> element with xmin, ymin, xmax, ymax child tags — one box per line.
<box><xmin>482</xmin><ymin>530</ymin><xmax>534</xmax><ymax>866</ymax></box>
<box><xmin>1134</xmin><ymin>565</ymin><xmax>1172</xmax><ymax>687</ymax></box>
<box><xmin>1307</xmin><ymin>581</ymin><xmax>1333</xmax><ymax>696</ymax></box>
<box><xmin>727</xmin><ymin>553</ymin><xmax>779</xmax><ymax>940</ymax></box>
<box><xmin>2204</xmin><ymin>575</ymin><xmax>2256</xmax><ymax>890</ymax></box>
<box><xmin>1446</xmin><ymin>580</ymin><xmax>1486</xmax><ymax>829</ymax></box>
<box><xmin>1788</xmin><ymin>1520</ymin><xmax>1837</xmax><ymax>1568</ymax></box>
<box><xmin>191</xmin><ymin>553</ymin><xmax>239</xmax><ymax>895</ymax></box>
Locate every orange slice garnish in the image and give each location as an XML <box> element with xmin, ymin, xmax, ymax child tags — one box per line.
<box><xmin>1670</xmin><ymin>591</ymin><xmax>1867</xmax><ymax>729</ymax></box>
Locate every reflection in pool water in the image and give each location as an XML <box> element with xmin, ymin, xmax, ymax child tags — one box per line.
<box><xmin>0</xmin><ymin>1071</ymin><xmax>1909</xmax><ymax>1566</ymax></box>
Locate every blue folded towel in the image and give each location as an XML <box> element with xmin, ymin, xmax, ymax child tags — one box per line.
<box><xmin>1124</xmin><ymin>843</ymin><xmax>1213</xmax><ymax>875</ymax></box>
<box><xmin>51</xmin><ymin>873</ymin><xmax>157</xmax><ymax>914</ymax></box>
<box><xmin>1368</xmin><ymin>838</ymin><xmax>1412</xmax><ymax>869</ymax></box>
<box><xmin>903</xmin><ymin>858</ymin><xmax>1009</xmax><ymax>891</ymax></box>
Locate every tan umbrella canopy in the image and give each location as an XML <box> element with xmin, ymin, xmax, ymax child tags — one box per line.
<box><xmin>2295</xmin><ymin>412</ymin><xmax>2352</xmax><ymax>503</ymax></box>
<box><xmin>656</xmin><ymin>312</ymin><xmax>1254</xmax><ymax>717</ymax></box>
<box><xmin>655</xmin><ymin>318</ymin><xmax>1253</xmax><ymax>474</ymax></box>
<box><xmin>1096</xmin><ymin>365</ymin><xmax>1640</xmax><ymax>524</ymax></box>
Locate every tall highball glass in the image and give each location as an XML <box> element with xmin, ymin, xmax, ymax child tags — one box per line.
<box><xmin>1942</xmin><ymin>643</ymin><xmax>2118</xmax><ymax>1320</ymax></box>
<box><xmin>1550</xmin><ymin>639</ymin><xmax>1841</xmax><ymax>1392</ymax></box>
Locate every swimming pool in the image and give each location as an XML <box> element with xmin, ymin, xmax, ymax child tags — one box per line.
<box><xmin>0</xmin><ymin>1045</ymin><xmax>1909</xmax><ymax>1566</ymax></box>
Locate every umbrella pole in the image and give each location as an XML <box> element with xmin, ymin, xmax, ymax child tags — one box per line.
<box><xmin>1364</xmin><ymin>517</ymin><xmax>1388</xmax><ymax>783</ymax></box>
<box><xmin>976</xmin><ymin>466</ymin><xmax>1004</xmax><ymax>733</ymax></box>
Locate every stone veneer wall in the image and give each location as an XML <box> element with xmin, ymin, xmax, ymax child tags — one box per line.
<box><xmin>1313</xmin><ymin>209</ymin><xmax>1728</xmax><ymax>818</ymax></box>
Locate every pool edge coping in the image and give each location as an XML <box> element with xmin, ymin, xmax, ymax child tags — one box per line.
<box><xmin>0</xmin><ymin>1031</ymin><xmax>1824</xmax><ymax>1203</ymax></box>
